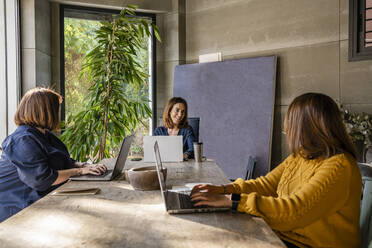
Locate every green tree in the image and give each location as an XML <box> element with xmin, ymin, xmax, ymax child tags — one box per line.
<box><xmin>64</xmin><ymin>18</ymin><xmax>101</xmax><ymax>116</ymax></box>
<box><xmin>61</xmin><ymin>5</ymin><xmax>161</xmax><ymax>161</ymax></box>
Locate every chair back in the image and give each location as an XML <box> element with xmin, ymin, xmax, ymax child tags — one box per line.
<box><xmin>361</xmin><ymin>176</ymin><xmax>372</xmax><ymax>248</ymax></box>
<box><xmin>188</xmin><ymin>117</ymin><xmax>200</xmax><ymax>142</ymax></box>
<box><xmin>245</xmin><ymin>156</ymin><xmax>256</xmax><ymax>180</ymax></box>
<box><xmin>158</xmin><ymin>117</ymin><xmax>200</xmax><ymax>142</ymax></box>
<box><xmin>359</xmin><ymin>162</ymin><xmax>372</xmax><ymax>178</ymax></box>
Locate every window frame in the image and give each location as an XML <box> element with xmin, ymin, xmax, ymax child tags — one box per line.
<box><xmin>0</xmin><ymin>0</ymin><xmax>21</xmax><ymax>143</ymax></box>
<box><xmin>349</xmin><ymin>0</ymin><xmax>372</xmax><ymax>60</ymax></box>
<box><xmin>59</xmin><ymin>4</ymin><xmax>157</xmax><ymax>130</ymax></box>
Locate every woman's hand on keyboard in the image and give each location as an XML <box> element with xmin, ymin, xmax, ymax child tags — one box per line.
<box><xmin>80</xmin><ymin>164</ymin><xmax>107</xmax><ymax>175</ymax></box>
<box><xmin>190</xmin><ymin>192</ymin><xmax>232</xmax><ymax>208</ymax></box>
<box><xmin>190</xmin><ymin>184</ymin><xmax>224</xmax><ymax>195</ymax></box>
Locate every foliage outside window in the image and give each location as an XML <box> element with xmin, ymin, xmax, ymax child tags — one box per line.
<box><xmin>64</xmin><ymin>18</ymin><xmax>100</xmax><ymax>116</ymax></box>
<box><xmin>61</xmin><ymin>5</ymin><xmax>161</xmax><ymax>162</ymax></box>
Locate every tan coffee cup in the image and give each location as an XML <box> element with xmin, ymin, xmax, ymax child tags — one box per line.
<box><xmin>193</xmin><ymin>142</ymin><xmax>203</xmax><ymax>162</ymax></box>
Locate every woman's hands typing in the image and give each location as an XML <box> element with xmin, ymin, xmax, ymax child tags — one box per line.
<box><xmin>190</xmin><ymin>184</ymin><xmax>224</xmax><ymax>195</ymax></box>
<box><xmin>190</xmin><ymin>184</ymin><xmax>233</xmax><ymax>208</ymax></box>
<box><xmin>78</xmin><ymin>163</ymin><xmax>107</xmax><ymax>176</ymax></box>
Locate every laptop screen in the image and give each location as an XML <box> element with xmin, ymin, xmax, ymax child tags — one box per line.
<box><xmin>144</xmin><ymin>136</ymin><xmax>183</xmax><ymax>162</ymax></box>
<box><xmin>112</xmin><ymin>135</ymin><xmax>134</xmax><ymax>178</ymax></box>
<box><xmin>154</xmin><ymin>141</ymin><xmax>167</xmax><ymax>202</ymax></box>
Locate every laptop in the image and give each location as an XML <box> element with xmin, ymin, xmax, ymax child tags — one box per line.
<box><xmin>144</xmin><ymin>136</ymin><xmax>183</xmax><ymax>162</ymax></box>
<box><xmin>71</xmin><ymin>135</ymin><xmax>134</xmax><ymax>181</ymax></box>
<box><xmin>153</xmin><ymin>141</ymin><xmax>229</xmax><ymax>214</ymax></box>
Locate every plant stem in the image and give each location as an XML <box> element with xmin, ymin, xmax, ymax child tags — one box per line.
<box><xmin>98</xmin><ymin>19</ymin><xmax>117</xmax><ymax>160</ymax></box>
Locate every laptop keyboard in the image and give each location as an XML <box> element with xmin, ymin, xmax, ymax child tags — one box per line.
<box><xmin>77</xmin><ymin>169</ymin><xmax>113</xmax><ymax>178</ymax></box>
<box><xmin>178</xmin><ymin>193</ymin><xmax>196</xmax><ymax>209</ymax></box>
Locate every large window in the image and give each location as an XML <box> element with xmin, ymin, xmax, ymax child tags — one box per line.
<box><xmin>0</xmin><ymin>0</ymin><xmax>21</xmax><ymax>143</ymax></box>
<box><xmin>349</xmin><ymin>0</ymin><xmax>372</xmax><ymax>60</ymax></box>
<box><xmin>60</xmin><ymin>5</ymin><xmax>156</xmax><ymax>157</ymax></box>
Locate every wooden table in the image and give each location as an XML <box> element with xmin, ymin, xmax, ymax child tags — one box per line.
<box><xmin>0</xmin><ymin>159</ymin><xmax>285</xmax><ymax>248</ymax></box>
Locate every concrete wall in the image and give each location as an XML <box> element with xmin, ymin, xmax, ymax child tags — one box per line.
<box><xmin>155</xmin><ymin>0</ymin><xmax>185</xmax><ymax>122</ymax></box>
<box><xmin>185</xmin><ymin>0</ymin><xmax>372</xmax><ymax>167</ymax></box>
<box><xmin>21</xmin><ymin>0</ymin><xmax>52</xmax><ymax>93</ymax></box>
<box><xmin>25</xmin><ymin>0</ymin><xmax>372</xmax><ymax>167</ymax></box>
<box><xmin>50</xmin><ymin>0</ymin><xmax>172</xmax><ymax>12</ymax></box>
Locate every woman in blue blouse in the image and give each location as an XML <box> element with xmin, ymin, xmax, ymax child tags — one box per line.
<box><xmin>154</xmin><ymin>97</ymin><xmax>196</xmax><ymax>159</ymax></box>
<box><xmin>0</xmin><ymin>88</ymin><xmax>107</xmax><ymax>222</ymax></box>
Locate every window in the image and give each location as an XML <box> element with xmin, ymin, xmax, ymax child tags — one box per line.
<box><xmin>60</xmin><ymin>5</ymin><xmax>157</xmax><ymax>156</ymax></box>
<box><xmin>349</xmin><ymin>0</ymin><xmax>372</xmax><ymax>60</ymax></box>
<box><xmin>0</xmin><ymin>0</ymin><xmax>21</xmax><ymax>143</ymax></box>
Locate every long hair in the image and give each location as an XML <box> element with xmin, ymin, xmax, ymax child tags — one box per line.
<box><xmin>14</xmin><ymin>87</ymin><xmax>63</xmax><ymax>131</ymax></box>
<box><xmin>284</xmin><ymin>93</ymin><xmax>357</xmax><ymax>159</ymax></box>
<box><xmin>162</xmin><ymin>97</ymin><xmax>189</xmax><ymax>129</ymax></box>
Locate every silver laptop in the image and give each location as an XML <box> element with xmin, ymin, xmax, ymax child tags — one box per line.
<box><xmin>71</xmin><ymin>135</ymin><xmax>134</xmax><ymax>181</ymax></box>
<box><xmin>144</xmin><ymin>136</ymin><xmax>183</xmax><ymax>162</ymax></box>
<box><xmin>153</xmin><ymin>141</ymin><xmax>229</xmax><ymax>214</ymax></box>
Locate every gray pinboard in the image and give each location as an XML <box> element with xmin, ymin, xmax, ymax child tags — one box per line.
<box><xmin>173</xmin><ymin>56</ymin><xmax>277</xmax><ymax>179</ymax></box>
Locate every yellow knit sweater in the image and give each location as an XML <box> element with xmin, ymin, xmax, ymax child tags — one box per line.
<box><xmin>231</xmin><ymin>153</ymin><xmax>362</xmax><ymax>248</ymax></box>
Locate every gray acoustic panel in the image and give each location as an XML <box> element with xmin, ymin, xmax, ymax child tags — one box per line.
<box><xmin>174</xmin><ymin>56</ymin><xmax>276</xmax><ymax>179</ymax></box>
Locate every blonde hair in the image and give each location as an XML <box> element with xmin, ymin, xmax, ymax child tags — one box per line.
<box><xmin>14</xmin><ymin>87</ymin><xmax>62</xmax><ymax>131</ymax></box>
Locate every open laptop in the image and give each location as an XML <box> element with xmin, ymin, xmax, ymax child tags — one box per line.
<box><xmin>153</xmin><ymin>141</ymin><xmax>229</xmax><ymax>214</ymax></box>
<box><xmin>71</xmin><ymin>135</ymin><xmax>134</xmax><ymax>181</ymax></box>
<box><xmin>144</xmin><ymin>136</ymin><xmax>183</xmax><ymax>162</ymax></box>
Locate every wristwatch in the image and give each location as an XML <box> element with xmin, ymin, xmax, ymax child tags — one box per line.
<box><xmin>231</xmin><ymin>193</ymin><xmax>241</xmax><ymax>211</ymax></box>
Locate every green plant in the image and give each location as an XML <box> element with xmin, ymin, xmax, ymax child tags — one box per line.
<box><xmin>342</xmin><ymin>109</ymin><xmax>372</xmax><ymax>148</ymax></box>
<box><xmin>130</xmin><ymin>143</ymin><xmax>143</xmax><ymax>156</ymax></box>
<box><xmin>64</xmin><ymin>18</ymin><xmax>101</xmax><ymax>117</ymax></box>
<box><xmin>61</xmin><ymin>5</ymin><xmax>161</xmax><ymax>162</ymax></box>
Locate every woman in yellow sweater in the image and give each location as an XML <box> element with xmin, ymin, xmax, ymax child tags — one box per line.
<box><xmin>191</xmin><ymin>93</ymin><xmax>362</xmax><ymax>248</ymax></box>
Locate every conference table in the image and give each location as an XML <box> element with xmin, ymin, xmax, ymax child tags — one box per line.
<box><xmin>0</xmin><ymin>158</ymin><xmax>285</xmax><ymax>248</ymax></box>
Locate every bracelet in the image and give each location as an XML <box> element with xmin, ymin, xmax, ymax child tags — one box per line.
<box><xmin>231</xmin><ymin>193</ymin><xmax>241</xmax><ymax>201</ymax></box>
<box><xmin>221</xmin><ymin>184</ymin><xmax>226</xmax><ymax>194</ymax></box>
<box><xmin>232</xmin><ymin>200</ymin><xmax>239</xmax><ymax>211</ymax></box>
<box><xmin>231</xmin><ymin>194</ymin><xmax>241</xmax><ymax>211</ymax></box>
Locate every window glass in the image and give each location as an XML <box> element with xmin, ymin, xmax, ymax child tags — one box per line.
<box><xmin>62</xmin><ymin>6</ymin><xmax>155</xmax><ymax>157</ymax></box>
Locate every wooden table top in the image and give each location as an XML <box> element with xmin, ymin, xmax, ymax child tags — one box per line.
<box><xmin>0</xmin><ymin>159</ymin><xmax>285</xmax><ymax>248</ymax></box>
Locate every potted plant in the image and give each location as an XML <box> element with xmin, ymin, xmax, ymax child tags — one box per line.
<box><xmin>61</xmin><ymin>5</ymin><xmax>161</xmax><ymax>162</ymax></box>
<box><xmin>342</xmin><ymin>108</ymin><xmax>372</xmax><ymax>162</ymax></box>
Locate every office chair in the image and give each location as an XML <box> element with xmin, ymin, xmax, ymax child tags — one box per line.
<box><xmin>361</xmin><ymin>176</ymin><xmax>372</xmax><ymax>248</ymax></box>
<box><xmin>229</xmin><ymin>156</ymin><xmax>256</xmax><ymax>182</ymax></box>
<box><xmin>157</xmin><ymin>117</ymin><xmax>200</xmax><ymax>142</ymax></box>
<box><xmin>245</xmin><ymin>156</ymin><xmax>256</xmax><ymax>180</ymax></box>
<box><xmin>359</xmin><ymin>162</ymin><xmax>372</xmax><ymax>178</ymax></box>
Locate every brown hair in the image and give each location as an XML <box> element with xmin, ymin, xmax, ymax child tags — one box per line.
<box><xmin>14</xmin><ymin>87</ymin><xmax>63</xmax><ymax>131</ymax></box>
<box><xmin>284</xmin><ymin>93</ymin><xmax>357</xmax><ymax>159</ymax></box>
<box><xmin>162</xmin><ymin>97</ymin><xmax>189</xmax><ymax>129</ymax></box>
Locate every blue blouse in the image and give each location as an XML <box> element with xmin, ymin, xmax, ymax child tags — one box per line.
<box><xmin>153</xmin><ymin>126</ymin><xmax>196</xmax><ymax>157</ymax></box>
<box><xmin>0</xmin><ymin>125</ymin><xmax>75</xmax><ymax>222</ymax></box>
